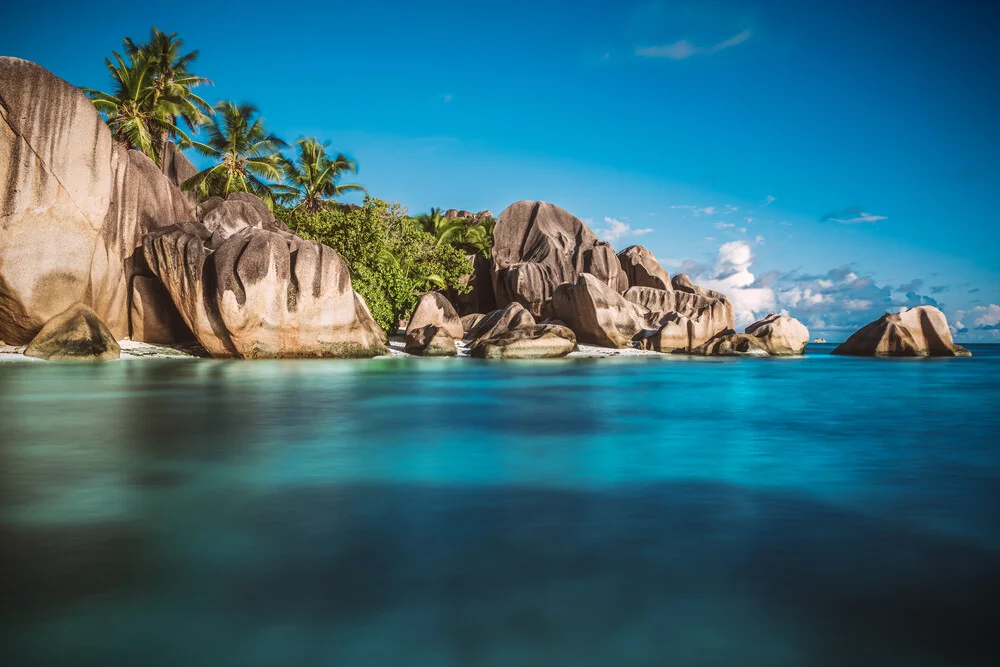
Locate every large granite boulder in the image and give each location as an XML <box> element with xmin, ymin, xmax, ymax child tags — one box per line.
<box><xmin>745</xmin><ymin>313</ymin><xmax>809</xmax><ymax>355</ymax></box>
<box><xmin>833</xmin><ymin>306</ymin><xmax>971</xmax><ymax>357</ymax></box>
<box><xmin>0</xmin><ymin>57</ymin><xmax>194</xmax><ymax>344</ymax></box>
<box><xmin>461</xmin><ymin>313</ymin><xmax>485</xmax><ymax>334</ymax></box>
<box><xmin>450</xmin><ymin>253</ymin><xmax>497</xmax><ymax>316</ymax></box>
<box><xmin>687</xmin><ymin>330</ymin><xmax>770</xmax><ymax>357</ymax></box>
<box><xmin>143</xmin><ymin>223</ymin><xmax>386</xmax><ymax>358</ymax></box>
<box><xmin>406</xmin><ymin>292</ymin><xmax>463</xmax><ymax>341</ymax></box>
<box><xmin>468</xmin><ymin>302</ymin><xmax>536</xmax><ymax>341</ymax></box>
<box><xmin>470</xmin><ymin>324</ymin><xmax>576</xmax><ymax>359</ymax></box>
<box><xmin>404</xmin><ymin>324</ymin><xmax>457</xmax><ymax>357</ymax></box>
<box><xmin>129</xmin><ymin>275</ymin><xmax>194</xmax><ymax>344</ymax></box>
<box><xmin>23</xmin><ymin>303</ymin><xmax>120</xmax><ymax>361</ymax></box>
<box><xmin>617</xmin><ymin>245</ymin><xmax>672</xmax><ymax>291</ymax></box>
<box><xmin>551</xmin><ymin>274</ymin><xmax>646</xmax><ymax>348</ymax></box>
<box><xmin>491</xmin><ymin>201</ymin><xmax>627</xmax><ymax>316</ymax></box>
<box><xmin>625</xmin><ymin>285</ymin><xmax>733</xmax><ymax>352</ymax></box>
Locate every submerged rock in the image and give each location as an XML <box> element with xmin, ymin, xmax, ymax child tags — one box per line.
<box><xmin>491</xmin><ymin>201</ymin><xmax>627</xmax><ymax>316</ymax></box>
<box><xmin>833</xmin><ymin>306</ymin><xmax>970</xmax><ymax>357</ymax></box>
<box><xmin>24</xmin><ymin>303</ymin><xmax>120</xmax><ymax>361</ymax></box>
<box><xmin>745</xmin><ymin>313</ymin><xmax>809</xmax><ymax>355</ymax></box>
<box><xmin>617</xmin><ymin>245</ymin><xmax>672</xmax><ymax>291</ymax></box>
<box><xmin>470</xmin><ymin>324</ymin><xmax>576</xmax><ymax>359</ymax></box>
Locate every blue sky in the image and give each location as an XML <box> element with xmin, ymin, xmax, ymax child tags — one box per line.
<box><xmin>5</xmin><ymin>0</ymin><xmax>999</xmax><ymax>340</ymax></box>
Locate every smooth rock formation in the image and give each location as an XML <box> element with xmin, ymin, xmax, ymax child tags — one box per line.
<box><xmin>833</xmin><ymin>306</ymin><xmax>971</xmax><ymax>357</ymax></box>
<box><xmin>23</xmin><ymin>303</ymin><xmax>120</xmax><ymax>361</ymax></box>
<box><xmin>0</xmin><ymin>57</ymin><xmax>195</xmax><ymax>344</ymax></box>
<box><xmin>491</xmin><ymin>201</ymin><xmax>628</xmax><ymax>316</ymax></box>
<box><xmin>144</xmin><ymin>224</ymin><xmax>386</xmax><ymax>358</ymax></box>
<box><xmin>617</xmin><ymin>245</ymin><xmax>672</xmax><ymax>291</ymax></box>
<box><xmin>406</xmin><ymin>292</ymin><xmax>464</xmax><ymax>341</ymax></box>
<box><xmin>745</xmin><ymin>313</ymin><xmax>810</xmax><ymax>355</ymax></box>
<box><xmin>468</xmin><ymin>302</ymin><xmax>535</xmax><ymax>341</ymax></box>
<box><xmin>625</xmin><ymin>285</ymin><xmax>733</xmax><ymax>352</ymax></box>
<box><xmin>551</xmin><ymin>274</ymin><xmax>646</xmax><ymax>348</ymax></box>
<box><xmin>687</xmin><ymin>330</ymin><xmax>770</xmax><ymax>357</ymax></box>
<box><xmin>451</xmin><ymin>253</ymin><xmax>497</xmax><ymax>316</ymax></box>
<box><xmin>129</xmin><ymin>275</ymin><xmax>194</xmax><ymax>344</ymax></box>
<box><xmin>404</xmin><ymin>324</ymin><xmax>457</xmax><ymax>357</ymax></box>
<box><xmin>470</xmin><ymin>324</ymin><xmax>576</xmax><ymax>359</ymax></box>
<box><xmin>461</xmin><ymin>313</ymin><xmax>485</xmax><ymax>334</ymax></box>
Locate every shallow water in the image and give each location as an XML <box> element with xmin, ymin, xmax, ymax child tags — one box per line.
<box><xmin>1</xmin><ymin>344</ymin><xmax>998</xmax><ymax>666</ymax></box>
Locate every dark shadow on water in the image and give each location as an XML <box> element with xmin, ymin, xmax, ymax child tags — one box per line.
<box><xmin>2</xmin><ymin>480</ymin><xmax>998</xmax><ymax>667</ymax></box>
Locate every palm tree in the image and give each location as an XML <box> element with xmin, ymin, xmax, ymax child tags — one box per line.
<box><xmin>85</xmin><ymin>29</ymin><xmax>211</xmax><ymax>163</ymax></box>
<box><xmin>182</xmin><ymin>101</ymin><xmax>288</xmax><ymax>208</ymax></box>
<box><xmin>279</xmin><ymin>138</ymin><xmax>366</xmax><ymax>213</ymax></box>
<box><xmin>417</xmin><ymin>209</ymin><xmax>495</xmax><ymax>256</ymax></box>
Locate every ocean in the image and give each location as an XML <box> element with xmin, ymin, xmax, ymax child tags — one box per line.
<box><xmin>1</xmin><ymin>344</ymin><xmax>998</xmax><ymax>666</ymax></box>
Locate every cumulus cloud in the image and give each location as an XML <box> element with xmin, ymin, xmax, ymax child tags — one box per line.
<box><xmin>954</xmin><ymin>304</ymin><xmax>1000</xmax><ymax>331</ymax></box>
<box><xmin>689</xmin><ymin>241</ymin><xmax>776</xmax><ymax>328</ymax></box>
<box><xmin>600</xmin><ymin>216</ymin><xmax>654</xmax><ymax>242</ymax></box>
<box><xmin>636</xmin><ymin>29</ymin><xmax>752</xmax><ymax>59</ymax></box>
<box><xmin>820</xmin><ymin>207</ymin><xmax>888</xmax><ymax>224</ymax></box>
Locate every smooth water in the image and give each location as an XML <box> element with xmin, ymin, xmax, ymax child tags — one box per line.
<box><xmin>1</xmin><ymin>345</ymin><xmax>999</xmax><ymax>667</ymax></box>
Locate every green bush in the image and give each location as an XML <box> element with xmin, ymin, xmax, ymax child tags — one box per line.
<box><xmin>277</xmin><ymin>197</ymin><xmax>472</xmax><ymax>332</ymax></box>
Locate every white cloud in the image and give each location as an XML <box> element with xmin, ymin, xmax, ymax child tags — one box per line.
<box><xmin>636</xmin><ymin>29</ymin><xmax>752</xmax><ymax>59</ymax></box>
<box><xmin>600</xmin><ymin>216</ymin><xmax>654</xmax><ymax>242</ymax></box>
<box><xmin>714</xmin><ymin>222</ymin><xmax>735</xmax><ymax>229</ymax></box>
<box><xmin>843</xmin><ymin>299</ymin><xmax>873</xmax><ymax>311</ymax></box>
<box><xmin>691</xmin><ymin>241</ymin><xmax>776</xmax><ymax>328</ymax></box>
<box><xmin>722</xmin><ymin>205</ymin><xmax>739</xmax><ymax>214</ymax></box>
<box><xmin>954</xmin><ymin>304</ymin><xmax>1000</xmax><ymax>331</ymax></box>
<box><xmin>821</xmin><ymin>208</ymin><xmax>888</xmax><ymax>224</ymax></box>
<box><xmin>755</xmin><ymin>235</ymin><xmax>765</xmax><ymax>244</ymax></box>
<box><xmin>762</xmin><ymin>195</ymin><xmax>776</xmax><ymax>206</ymax></box>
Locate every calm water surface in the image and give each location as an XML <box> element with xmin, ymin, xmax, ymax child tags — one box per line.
<box><xmin>1</xmin><ymin>345</ymin><xmax>999</xmax><ymax>666</ymax></box>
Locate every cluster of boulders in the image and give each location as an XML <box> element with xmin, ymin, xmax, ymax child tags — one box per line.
<box><xmin>0</xmin><ymin>58</ymin><xmax>971</xmax><ymax>361</ymax></box>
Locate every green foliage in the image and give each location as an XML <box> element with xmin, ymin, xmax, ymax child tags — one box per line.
<box><xmin>277</xmin><ymin>197</ymin><xmax>472</xmax><ymax>331</ymax></box>
<box><xmin>279</xmin><ymin>138</ymin><xmax>366</xmax><ymax>213</ymax></box>
<box><xmin>417</xmin><ymin>208</ymin><xmax>495</xmax><ymax>257</ymax></box>
<box><xmin>183</xmin><ymin>101</ymin><xmax>288</xmax><ymax>209</ymax></box>
<box><xmin>85</xmin><ymin>27</ymin><xmax>211</xmax><ymax>164</ymax></box>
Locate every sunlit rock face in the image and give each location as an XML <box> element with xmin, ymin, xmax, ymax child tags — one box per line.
<box><xmin>143</xmin><ymin>221</ymin><xmax>386</xmax><ymax>359</ymax></box>
<box><xmin>551</xmin><ymin>274</ymin><xmax>647</xmax><ymax>348</ymax></box>
<box><xmin>470</xmin><ymin>323</ymin><xmax>576</xmax><ymax>359</ymax></box>
<box><xmin>625</xmin><ymin>285</ymin><xmax>733</xmax><ymax>353</ymax></box>
<box><xmin>833</xmin><ymin>306</ymin><xmax>971</xmax><ymax>357</ymax></box>
<box><xmin>491</xmin><ymin>201</ymin><xmax>627</xmax><ymax>317</ymax></box>
<box><xmin>0</xmin><ymin>57</ymin><xmax>194</xmax><ymax>343</ymax></box>
<box><xmin>24</xmin><ymin>303</ymin><xmax>120</xmax><ymax>361</ymax></box>
<box><xmin>617</xmin><ymin>245</ymin><xmax>672</xmax><ymax>291</ymax></box>
<box><xmin>406</xmin><ymin>292</ymin><xmax>463</xmax><ymax>341</ymax></box>
<box><xmin>745</xmin><ymin>313</ymin><xmax>810</xmax><ymax>356</ymax></box>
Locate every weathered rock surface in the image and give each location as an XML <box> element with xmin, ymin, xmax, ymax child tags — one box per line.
<box><xmin>461</xmin><ymin>313</ymin><xmax>485</xmax><ymax>334</ymax></box>
<box><xmin>551</xmin><ymin>274</ymin><xmax>646</xmax><ymax>348</ymax></box>
<box><xmin>23</xmin><ymin>303</ymin><xmax>120</xmax><ymax>361</ymax></box>
<box><xmin>406</xmin><ymin>292</ymin><xmax>464</xmax><ymax>341</ymax></box>
<box><xmin>404</xmin><ymin>324</ymin><xmax>457</xmax><ymax>357</ymax></box>
<box><xmin>625</xmin><ymin>286</ymin><xmax>733</xmax><ymax>352</ymax></box>
<box><xmin>617</xmin><ymin>245</ymin><xmax>672</xmax><ymax>291</ymax></box>
<box><xmin>687</xmin><ymin>330</ymin><xmax>770</xmax><ymax>357</ymax></box>
<box><xmin>491</xmin><ymin>201</ymin><xmax>627</xmax><ymax>316</ymax></box>
<box><xmin>451</xmin><ymin>253</ymin><xmax>497</xmax><ymax>316</ymax></box>
<box><xmin>468</xmin><ymin>302</ymin><xmax>536</xmax><ymax>341</ymax></box>
<box><xmin>0</xmin><ymin>57</ymin><xmax>195</xmax><ymax>344</ymax></box>
<box><xmin>144</xmin><ymin>223</ymin><xmax>386</xmax><ymax>358</ymax></box>
<box><xmin>833</xmin><ymin>306</ymin><xmax>971</xmax><ymax>357</ymax></box>
<box><xmin>129</xmin><ymin>275</ymin><xmax>194</xmax><ymax>344</ymax></box>
<box><xmin>470</xmin><ymin>324</ymin><xmax>576</xmax><ymax>359</ymax></box>
<box><xmin>745</xmin><ymin>313</ymin><xmax>809</xmax><ymax>355</ymax></box>
<box><xmin>159</xmin><ymin>141</ymin><xmax>198</xmax><ymax>205</ymax></box>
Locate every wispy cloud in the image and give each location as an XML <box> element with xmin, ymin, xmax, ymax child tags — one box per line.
<box><xmin>820</xmin><ymin>207</ymin><xmax>888</xmax><ymax>224</ymax></box>
<box><xmin>599</xmin><ymin>216</ymin><xmax>654</xmax><ymax>242</ymax></box>
<box><xmin>762</xmin><ymin>195</ymin><xmax>776</xmax><ymax>206</ymax></box>
<box><xmin>714</xmin><ymin>222</ymin><xmax>735</xmax><ymax>229</ymax></box>
<box><xmin>636</xmin><ymin>29</ymin><xmax>752</xmax><ymax>60</ymax></box>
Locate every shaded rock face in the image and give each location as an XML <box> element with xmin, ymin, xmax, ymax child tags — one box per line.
<box><xmin>625</xmin><ymin>286</ymin><xmax>733</xmax><ymax>352</ymax></box>
<box><xmin>144</xmin><ymin>223</ymin><xmax>386</xmax><ymax>358</ymax></box>
<box><xmin>617</xmin><ymin>245</ymin><xmax>672</xmax><ymax>291</ymax></box>
<box><xmin>491</xmin><ymin>201</ymin><xmax>627</xmax><ymax>317</ymax></box>
<box><xmin>745</xmin><ymin>314</ymin><xmax>809</xmax><ymax>355</ymax></box>
<box><xmin>451</xmin><ymin>254</ymin><xmax>497</xmax><ymax>316</ymax></box>
<box><xmin>687</xmin><ymin>330</ymin><xmax>770</xmax><ymax>357</ymax></box>
<box><xmin>404</xmin><ymin>324</ymin><xmax>457</xmax><ymax>357</ymax></box>
<box><xmin>129</xmin><ymin>275</ymin><xmax>194</xmax><ymax>344</ymax></box>
<box><xmin>0</xmin><ymin>57</ymin><xmax>195</xmax><ymax>344</ymax></box>
<box><xmin>406</xmin><ymin>292</ymin><xmax>464</xmax><ymax>341</ymax></box>
<box><xmin>471</xmin><ymin>324</ymin><xmax>576</xmax><ymax>359</ymax></box>
<box><xmin>24</xmin><ymin>303</ymin><xmax>120</xmax><ymax>361</ymax></box>
<box><xmin>159</xmin><ymin>141</ymin><xmax>198</xmax><ymax>205</ymax></box>
<box><xmin>551</xmin><ymin>274</ymin><xmax>646</xmax><ymax>348</ymax></box>
<box><xmin>833</xmin><ymin>306</ymin><xmax>971</xmax><ymax>357</ymax></box>
<box><xmin>468</xmin><ymin>302</ymin><xmax>536</xmax><ymax>342</ymax></box>
<box><xmin>460</xmin><ymin>313</ymin><xmax>485</xmax><ymax>334</ymax></box>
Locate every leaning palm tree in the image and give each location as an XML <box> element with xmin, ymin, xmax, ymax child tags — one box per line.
<box><xmin>279</xmin><ymin>138</ymin><xmax>366</xmax><ymax>213</ymax></box>
<box><xmin>182</xmin><ymin>101</ymin><xmax>288</xmax><ymax>208</ymax></box>
<box><xmin>86</xmin><ymin>29</ymin><xmax>211</xmax><ymax>163</ymax></box>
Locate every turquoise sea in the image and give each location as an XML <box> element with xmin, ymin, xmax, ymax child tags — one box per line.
<box><xmin>1</xmin><ymin>344</ymin><xmax>998</xmax><ymax>666</ymax></box>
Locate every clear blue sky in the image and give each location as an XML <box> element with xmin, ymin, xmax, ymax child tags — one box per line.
<box><xmin>4</xmin><ymin>0</ymin><xmax>999</xmax><ymax>340</ymax></box>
